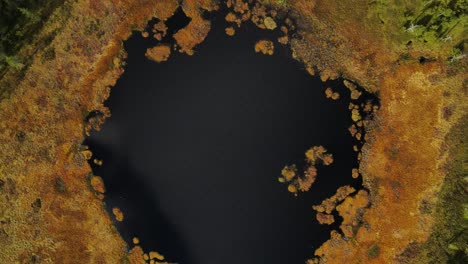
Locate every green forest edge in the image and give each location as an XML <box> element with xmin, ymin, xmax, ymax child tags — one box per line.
<box><xmin>267</xmin><ymin>0</ymin><xmax>467</xmax><ymax>60</ymax></box>
<box><xmin>412</xmin><ymin>115</ymin><xmax>467</xmax><ymax>264</ymax></box>
<box><xmin>371</xmin><ymin>0</ymin><xmax>466</xmax><ymax>58</ymax></box>
<box><xmin>0</xmin><ymin>0</ymin><xmax>65</xmax><ymax>97</ymax></box>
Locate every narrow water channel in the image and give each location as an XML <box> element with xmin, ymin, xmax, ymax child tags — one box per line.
<box><xmin>85</xmin><ymin>10</ymin><xmax>361</xmax><ymax>264</ymax></box>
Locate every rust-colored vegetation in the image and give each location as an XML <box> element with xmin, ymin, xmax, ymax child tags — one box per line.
<box><xmin>324</xmin><ymin>87</ymin><xmax>339</xmax><ymax>100</ymax></box>
<box><xmin>1</xmin><ymin>0</ymin><xmax>466</xmax><ymax>263</ymax></box>
<box><xmin>0</xmin><ymin>0</ymin><xmax>182</xmax><ymax>262</ymax></box>
<box><xmin>112</xmin><ymin>207</ymin><xmax>124</xmax><ymax>222</ymax></box>
<box><xmin>316</xmin><ymin>213</ymin><xmax>335</xmax><ymax>225</ymax></box>
<box><xmin>254</xmin><ymin>39</ymin><xmax>275</xmax><ymax>55</ymax></box>
<box><xmin>225</xmin><ymin>26</ymin><xmax>236</xmax><ymax>36</ymax></box>
<box><xmin>146</xmin><ymin>45</ymin><xmax>172</xmax><ymax>63</ymax></box>
<box><xmin>90</xmin><ymin>175</ymin><xmax>106</xmax><ymax>195</ymax></box>
<box><xmin>224</xmin><ymin>0</ymin><xmax>291</xmax><ymax>51</ymax></box>
<box><xmin>265</xmin><ymin>0</ymin><xmax>467</xmax><ymax>262</ymax></box>
<box><xmin>153</xmin><ymin>21</ymin><xmax>168</xmax><ymax>41</ymax></box>
<box><xmin>312</xmin><ymin>185</ymin><xmax>356</xmax><ymax>215</ymax></box>
<box><xmin>173</xmin><ymin>0</ymin><xmax>218</xmax><ymax>55</ymax></box>
<box><xmin>279</xmin><ymin>146</ymin><xmax>334</xmax><ymax>196</ymax></box>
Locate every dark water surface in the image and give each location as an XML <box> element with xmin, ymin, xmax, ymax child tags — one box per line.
<box><xmin>86</xmin><ymin>11</ymin><xmax>360</xmax><ymax>264</ymax></box>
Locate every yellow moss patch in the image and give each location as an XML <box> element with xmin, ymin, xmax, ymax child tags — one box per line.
<box><xmin>324</xmin><ymin>87</ymin><xmax>340</xmax><ymax>100</ymax></box>
<box><xmin>263</xmin><ymin>17</ymin><xmax>277</xmax><ymax>30</ymax></box>
<box><xmin>287</xmin><ymin>184</ymin><xmax>297</xmax><ymax>193</ymax></box>
<box><xmin>351</xmin><ymin>109</ymin><xmax>361</xmax><ymax>122</ymax></box>
<box><xmin>149</xmin><ymin>251</ymin><xmax>164</xmax><ymax>260</ymax></box>
<box><xmin>112</xmin><ymin>207</ymin><xmax>124</xmax><ymax>222</ymax></box>
<box><xmin>281</xmin><ymin>165</ymin><xmax>296</xmax><ymax>181</ymax></box>
<box><xmin>90</xmin><ymin>176</ymin><xmax>105</xmax><ymax>194</ymax></box>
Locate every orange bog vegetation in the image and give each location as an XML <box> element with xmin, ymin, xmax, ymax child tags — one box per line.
<box><xmin>0</xmin><ymin>0</ymin><xmax>466</xmax><ymax>263</ymax></box>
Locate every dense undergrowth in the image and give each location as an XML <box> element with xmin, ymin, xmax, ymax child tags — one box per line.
<box><xmin>414</xmin><ymin>115</ymin><xmax>468</xmax><ymax>264</ymax></box>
